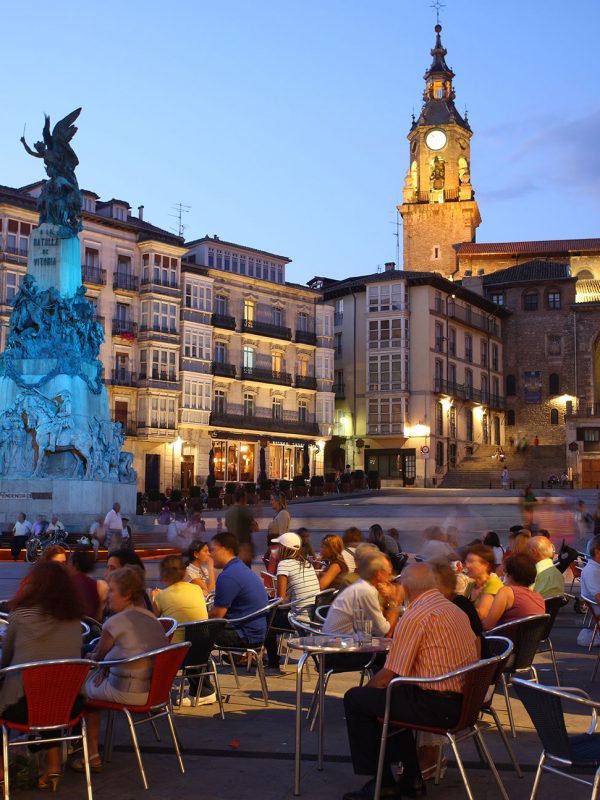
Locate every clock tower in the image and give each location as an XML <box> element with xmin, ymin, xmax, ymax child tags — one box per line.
<box><xmin>399</xmin><ymin>24</ymin><xmax>481</xmax><ymax>277</ymax></box>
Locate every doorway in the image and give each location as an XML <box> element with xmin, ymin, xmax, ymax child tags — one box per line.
<box><xmin>145</xmin><ymin>454</ymin><xmax>160</xmax><ymax>493</ymax></box>
<box><xmin>181</xmin><ymin>455</ymin><xmax>194</xmax><ymax>492</ymax></box>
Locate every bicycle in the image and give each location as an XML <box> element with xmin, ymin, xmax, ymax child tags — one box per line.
<box><xmin>25</xmin><ymin>530</ymin><xmax>70</xmax><ymax>563</ymax></box>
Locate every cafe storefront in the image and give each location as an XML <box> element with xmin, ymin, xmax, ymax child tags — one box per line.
<box><xmin>210</xmin><ymin>435</ymin><xmax>309</xmax><ymax>483</ymax></box>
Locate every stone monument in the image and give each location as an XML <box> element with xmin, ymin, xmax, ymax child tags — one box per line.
<box><xmin>0</xmin><ymin>109</ymin><xmax>136</xmax><ymax>523</ymax></box>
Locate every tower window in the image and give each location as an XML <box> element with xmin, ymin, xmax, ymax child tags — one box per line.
<box><xmin>507</xmin><ymin>410</ymin><xmax>516</xmax><ymax>426</ymax></box>
<box><xmin>506</xmin><ymin>375</ymin><xmax>516</xmax><ymax>396</ymax></box>
<box><xmin>550</xmin><ymin>408</ymin><xmax>559</xmax><ymax>425</ymax></box>
<box><xmin>433</xmin><ymin>246</ymin><xmax>440</xmax><ymax>260</ymax></box>
<box><xmin>523</xmin><ymin>291</ymin><xmax>538</xmax><ymax>311</ymax></box>
<box><xmin>547</xmin><ymin>291</ymin><xmax>561</xmax><ymax>310</ymax></box>
<box><xmin>549</xmin><ymin>373</ymin><xmax>560</xmax><ymax>395</ymax></box>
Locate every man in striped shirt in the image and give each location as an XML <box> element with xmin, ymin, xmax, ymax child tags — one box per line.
<box><xmin>343</xmin><ymin>564</ymin><xmax>478</xmax><ymax>800</ymax></box>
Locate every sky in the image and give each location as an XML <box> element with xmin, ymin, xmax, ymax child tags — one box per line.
<box><xmin>1</xmin><ymin>0</ymin><xmax>599</xmax><ymax>284</ymax></box>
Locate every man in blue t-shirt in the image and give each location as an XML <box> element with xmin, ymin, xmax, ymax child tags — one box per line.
<box><xmin>209</xmin><ymin>532</ymin><xmax>269</xmax><ymax>644</ymax></box>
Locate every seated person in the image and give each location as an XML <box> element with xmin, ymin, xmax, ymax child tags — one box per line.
<box><xmin>264</xmin><ymin>532</ymin><xmax>320</xmax><ymax>673</ymax></box>
<box><xmin>71</xmin><ymin>547</ymin><xmax>108</xmax><ymax>622</ymax></box>
<box><xmin>318</xmin><ymin>534</ymin><xmax>357</xmax><ymax>591</ymax></box>
<box><xmin>527</xmin><ymin>536</ymin><xmax>565</xmax><ymax>599</ymax></box>
<box><xmin>73</xmin><ymin>566</ymin><xmax>168</xmax><ymax>774</ymax></box>
<box><xmin>581</xmin><ymin>535</ymin><xmax>600</xmax><ymax>606</ymax></box>
<box><xmin>184</xmin><ymin>540</ymin><xmax>216</xmax><ymax>596</ymax></box>
<box><xmin>104</xmin><ymin>548</ymin><xmax>154</xmax><ymax>615</ymax></box>
<box><xmin>483</xmin><ymin>554</ymin><xmax>545</xmax><ymax>630</ymax></box>
<box><xmin>297</xmin><ymin>528</ymin><xmax>315</xmax><ymax>560</ymax></box>
<box><xmin>463</xmin><ymin>543</ymin><xmax>503</xmax><ymax>619</ymax></box>
<box><xmin>46</xmin><ymin>515</ymin><xmax>66</xmax><ymax>536</ymax></box>
<box><xmin>342</xmin><ymin>527</ymin><xmax>363</xmax><ymax>572</ymax></box>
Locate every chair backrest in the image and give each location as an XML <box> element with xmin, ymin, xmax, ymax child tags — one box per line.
<box><xmin>158</xmin><ymin>616</ymin><xmax>178</xmax><ymax>641</ymax></box>
<box><xmin>146</xmin><ymin>643</ymin><xmax>191</xmax><ymax>708</ymax></box>
<box><xmin>287</xmin><ymin>611</ymin><xmax>322</xmax><ymax>635</ymax></box>
<box><xmin>451</xmin><ymin>636</ymin><xmax>513</xmax><ymax>732</ymax></box>
<box><xmin>314</xmin><ymin>605</ymin><xmax>331</xmax><ymax>624</ymax></box>
<box><xmin>487</xmin><ymin>614</ymin><xmax>550</xmax><ymax>672</ymax></box>
<box><xmin>260</xmin><ymin>572</ymin><xmax>277</xmax><ymax>594</ymax></box>
<box><xmin>582</xmin><ymin>596</ymin><xmax>600</xmax><ymax>624</ymax></box>
<box><xmin>512</xmin><ymin>678</ymin><xmax>572</xmax><ymax>761</ymax></box>
<box><xmin>389</xmin><ymin>552</ymin><xmax>408</xmax><ymax>575</ymax></box>
<box><xmin>16</xmin><ymin>660</ymin><xmax>94</xmax><ymax>728</ymax></box>
<box><xmin>310</xmin><ymin>588</ymin><xmax>338</xmax><ymax>621</ymax></box>
<box><xmin>542</xmin><ymin>595</ymin><xmax>564</xmax><ymax>639</ymax></box>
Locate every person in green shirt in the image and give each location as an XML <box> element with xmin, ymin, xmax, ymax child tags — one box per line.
<box><xmin>225</xmin><ymin>487</ymin><xmax>258</xmax><ymax>567</ymax></box>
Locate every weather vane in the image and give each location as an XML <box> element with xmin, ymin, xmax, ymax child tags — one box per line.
<box><xmin>430</xmin><ymin>0</ymin><xmax>445</xmax><ymax>25</ymax></box>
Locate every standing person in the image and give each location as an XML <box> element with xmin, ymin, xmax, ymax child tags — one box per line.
<box><xmin>225</xmin><ymin>486</ymin><xmax>259</xmax><ymax>567</ymax></box>
<box><xmin>342</xmin><ymin>564</ymin><xmax>478</xmax><ymax>800</ymax></box>
<box><xmin>522</xmin><ymin>485</ymin><xmax>537</xmax><ymax>528</ymax></box>
<box><xmin>104</xmin><ymin>502</ymin><xmax>123</xmax><ymax>550</ymax></box>
<box><xmin>575</xmin><ymin>499</ymin><xmax>594</xmax><ymax>550</ymax></box>
<box><xmin>266</xmin><ymin>491</ymin><xmax>291</xmax><ymax>545</ymax></box>
<box><xmin>501</xmin><ymin>466</ymin><xmax>510</xmax><ymax>490</ymax></box>
<box><xmin>10</xmin><ymin>512</ymin><xmax>32</xmax><ymax>561</ymax></box>
<box><xmin>1</xmin><ymin>561</ymin><xmax>84</xmax><ymax>790</ymax></box>
<box><xmin>534</xmin><ymin>435</ymin><xmax>540</xmax><ymax>452</ymax></box>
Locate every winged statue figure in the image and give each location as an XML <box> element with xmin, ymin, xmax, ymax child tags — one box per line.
<box><xmin>21</xmin><ymin>108</ymin><xmax>83</xmax><ymax>235</ymax></box>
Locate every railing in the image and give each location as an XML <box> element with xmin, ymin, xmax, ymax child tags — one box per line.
<box><xmin>565</xmin><ymin>402</ymin><xmax>600</xmax><ymax>418</ymax></box>
<box><xmin>6</xmin><ymin>246</ymin><xmax>28</xmax><ymax>257</ymax></box>
<box><xmin>82</xmin><ymin>265</ymin><xmax>107</xmax><ymax>285</ymax></box>
<box><xmin>434</xmin><ymin>379</ymin><xmax>505</xmax><ymax>408</ymax></box>
<box><xmin>295</xmin><ymin>374</ymin><xmax>317</xmax><ymax>389</ymax></box>
<box><xmin>139</xmin><ymin>324</ymin><xmax>178</xmax><ymax>335</ymax></box>
<box><xmin>139</xmin><ymin>370</ymin><xmax>179</xmax><ymax>383</ymax></box>
<box><xmin>335</xmin><ymin>384</ymin><xmax>345</xmax><ymax>399</ymax></box>
<box><xmin>113</xmin><ymin>273</ymin><xmax>139</xmax><ymax>292</ymax></box>
<box><xmin>211</xmin><ymin>313</ymin><xmax>236</xmax><ymax>330</ymax></box>
<box><xmin>111</xmin><ymin>369</ymin><xmax>137</xmax><ymax>386</ymax></box>
<box><xmin>113</xmin><ymin>417</ymin><xmax>138</xmax><ymax>436</ymax></box>
<box><xmin>367</xmin><ymin>422</ymin><xmax>404</xmax><ymax>435</ymax></box>
<box><xmin>242</xmin><ymin>318</ymin><xmax>292</xmax><ymax>340</ymax></box>
<box><xmin>137</xmin><ymin>420</ymin><xmax>177</xmax><ymax>431</ymax></box>
<box><xmin>416</xmin><ymin>188</ymin><xmax>460</xmax><ymax>202</ymax></box>
<box><xmin>112</xmin><ymin>319</ymin><xmax>137</xmax><ymax>336</ymax></box>
<box><xmin>430</xmin><ymin>301</ymin><xmax>500</xmax><ymax>337</ymax></box>
<box><xmin>334</xmin><ymin>312</ymin><xmax>343</xmax><ymax>326</ymax></box>
<box><xmin>179</xmin><ymin>408</ymin><xmax>211</xmax><ymax>426</ymax></box>
<box><xmin>140</xmin><ymin>277</ymin><xmax>179</xmax><ymax>290</ymax></box>
<box><xmin>210</xmin><ymin>408</ymin><xmax>319</xmax><ymax>435</ymax></box>
<box><xmin>212</xmin><ymin>362</ymin><xmax>236</xmax><ymax>378</ymax></box>
<box><xmin>295</xmin><ymin>329</ymin><xmax>317</xmax><ymax>346</ymax></box>
<box><xmin>242</xmin><ymin>366</ymin><xmax>293</xmax><ymax>386</ymax></box>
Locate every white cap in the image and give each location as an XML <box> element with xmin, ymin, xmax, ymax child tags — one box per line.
<box><xmin>272</xmin><ymin>532</ymin><xmax>302</xmax><ymax>550</ymax></box>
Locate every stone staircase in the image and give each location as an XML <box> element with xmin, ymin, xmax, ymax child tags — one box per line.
<box><xmin>440</xmin><ymin>444</ymin><xmax>567</xmax><ymax>490</ymax></box>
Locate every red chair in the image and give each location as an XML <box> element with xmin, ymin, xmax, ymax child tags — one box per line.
<box><xmin>0</xmin><ymin>658</ymin><xmax>95</xmax><ymax>800</ymax></box>
<box><xmin>157</xmin><ymin>617</ymin><xmax>178</xmax><ymax>642</ymax></box>
<box><xmin>85</xmin><ymin>642</ymin><xmax>190</xmax><ymax>790</ymax></box>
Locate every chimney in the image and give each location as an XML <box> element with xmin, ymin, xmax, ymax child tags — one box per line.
<box><xmin>138</xmin><ymin>205</ymin><xmax>144</xmax><ymax>220</ymax></box>
<box><xmin>384</xmin><ymin>261</ymin><xmax>395</xmax><ymax>272</ymax></box>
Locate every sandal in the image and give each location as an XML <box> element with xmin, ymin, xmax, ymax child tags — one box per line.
<box><xmin>69</xmin><ymin>756</ymin><xmax>103</xmax><ymax>774</ymax></box>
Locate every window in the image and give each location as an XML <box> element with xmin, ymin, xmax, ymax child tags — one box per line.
<box><xmin>547</xmin><ymin>291</ymin><xmax>561</xmax><ymax>310</ymax></box>
<box><xmin>7</xmin><ymin>220</ymin><xmax>30</xmax><ymax>256</ymax></box>
<box><xmin>148</xmin><ymin>301</ymin><xmax>177</xmax><ymax>331</ymax></box>
<box><xmin>316</xmin><ymin>307</ymin><xmax>333</xmax><ymax>338</ymax></box>
<box><xmin>150</xmin><ymin>349</ymin><xmax>177</xmax><ymax>380</ymax></box>
<box><xmin>214</xmin><ymin>342</ymin><xmax>226</xmax><ymax>363</ymax></box>
<box><xmin>465</xmin><ymin>408</ymin><xmax>473</xmax><ymax>441</ymax></box>
<box><xmin>146</xmin><ymin>396</ymin><xmax>176</xmax><ymax>429</ymax></box>
<box><xmin>448</xmin><ymin>327</ymin><xmax>456</xmax><ymax>356</ymax></box>
<box><xmin>213</xmin><ymin>389</ymin><xmax>226</xmax><ymax>414</ymax></box>
<box><xmin>367</xmin><ymin>398</ymin><xmax>402</xmax><ymax>434</ymax></box>
<box><xmin>272</xmin><ymin>307</ymin><xmax>283</xmax><ymax>326</ymax></box>
<box><xmin>243</xmin><ymin>346</ymin><xmax>254</xmax><ymax>369</ymax></box>
<box><xmin>433</xmin><ymin>246</ymin><xmax>440</xmax><ymax>260</ymax></box>
<box><xmin>480</xmin><ymin>340</ymin><xmax>488</xmax><ymax>367</ymax></box>
<box><xmin>506</xmin><ymin>374</ymin><xmax>516</xmax><ymax>396</ymax></box>
<box><xmin>183</xmin><ymin>380</ymin><xmax>211</xmax><ymax>410</ymax></box>
<box><xmin>481</xmin><ymin>374</ymin><xmax>489</xmax><ymax>404</ymax></box>
<box><xmin>434</xmin><ymin>322</ymin><xmax>444</xmax><ymax>352</ymax></box>
<box><xmin>436</xmin><ymin>402</ymin><xmax>444</xmax><ymax>436</ymax></box>
<box><xmin>464</xmin><ymin>368</ymin><xmax>473</xmax><ymax>399</ymax></box>
<box><xmin>507</xmin><ymin>409</ymin><xmax>516</xmax><ymax>426</ymax></box>
<box><xmin>335</xmin><ymin>298</ymin><xmax>344</xmax><ymax>324</ymax></box>
<box><xmin>367</xmin><ymin>284</ymin><xmax>403</xmax><ymax>312</ymax></box>
<box><xmin>550</xmin><ymin>408</ymin><xmax>559</xmax><ymax>425</ymax></box>
<box><xmin>547</xmin><ymin>335</ymin><xmax>562</xmax><ymax>357</ymax></box>
<box><xmin>297</xmin><ymin>312</ymin><xmax>309</xmax><ymax>332</ymax></box>
<box><xmin>464</xmin><ymin>333</ymin><xmax>472</xmax><ymax>362</ymax></box>
<box><xmin>436</xmin><ymin>441</ymin><xmax>444</xmax><ymax>468</ymax></box>
<box><xmin>334</xmin><ymin>332</ymin><xmax>343</xmax><ymax>356</ymax></box>
<box><xmin>84</xmin><ymin>247</ymin><xmax>99</xmax><ymax>268</ymax></box>
<box><xmin>549</xmin><ymin>373</ymin><xmax>560</xmax><ymax>395</ymax></box>
<box><xmin>183</xmin><ymin>330</ymin><xmax>210</xmax><ymax>360</ymax></box>
<box><xmin>316</xmin><ymin>351</ymin><xmax>333</xmax><ymax>380</ymax></box>
<box><xmin>449</xmin><ymin>406</ymin><xmax>456</xmax><ymax>438</ymax></box>
<box><xmin>185</xmin><ymin>281</ymin><xmax>212</xmax><ymax>311</ymax></box>
<box><xmin>272</xmin><ymin>351</ymin><xmax>284</xmax><ymax>373</ymax></box>
<box><xmin>492</xmin><ymin>344</ymin><xmax>499</xmax><ymax>372</ymax></box>
<box><xmin>434</xmin><ymin>359</ymin><xmax>443</xmax><ymax>388</ymax></box>
<box><xmin>524</xmin><ymin>291</ymin><xmax>538</xmax><ymax>311</ymax></box>
<box><xmin>207</xmin><ymin>248</ymin><xmax>215</xmax><ymax>268</ymax></box>
<box><xmin>152</xmin><ymin>255</ymin><xmax>177</xmax><ymax>286</ymax></box>
<box><xmin>214</xmin><ymin>295</ymin><xmax>228</xmax><ymax>316</ymax></box>
<box><xmin>298</xmin><ymin>399</ymin><xmax>308</xmax><ymax>422</ymax></box>
<box><xmin>490</xmin><ymin>291</ymin><xmax>504</xmax><ymax>306</ymax></box>
<box><xmin>272</xmin><ymin>397</ymin><xmax>282</xmax><ymax>420</ymax></box>
<box><xmin>368</xmin><ymin>319</ymin><xmax>401</xmax><ymax>348</ymax></box>
<box><xmin>243</xmin><ymin>393</ymin><xmax>255</xmax><ymax>416</ymax></box>
<box><xmin>5</xmin><ymin>272</ymin><xmax>21</xmax><ymax>303</ymax></box>
<box><xmin>243</xmin><ymin>299</ymin><xmax>255</xmax><ymax>321</ymax></box>
<box><xmin>369</xmin><ymin>353</ymin><xmax>403</xmax><ymax>391</ymax></box>
<box><xmin>334</xmin><ymin>370</ymin><xmax>344</xmax><ymax>393</ymax></box>
<box><xmin>448</xmin><ymin>363</ymin><xmax>456</xmax><ymax>389</ymax></box>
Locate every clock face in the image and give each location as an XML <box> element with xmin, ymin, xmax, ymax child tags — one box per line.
<box><xmin>425</xmin><ymin>129</ymin><xmax>447</xmax><ymax>151</ymax></box>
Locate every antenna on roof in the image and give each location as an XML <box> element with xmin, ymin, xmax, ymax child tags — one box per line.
<box><xmin>389</xmin><ymin>210</ymin><xmax>402</xmax><ymax>270</ymax></box>
<box><xmin>169</xmin><ymin>202</ymin><xmax>191</xmax><ymax>237</ymax></box>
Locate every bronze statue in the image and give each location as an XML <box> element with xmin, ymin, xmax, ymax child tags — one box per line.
<box><xmin>21</xmin><ymin>108</ymin><xmax>83</xmax><ymax>235</ymax></box>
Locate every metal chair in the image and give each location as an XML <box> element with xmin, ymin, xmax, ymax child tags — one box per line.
<box><xmin>287</xmin><ymin>611</ymin><xmax>323</xmax><ymax>635</ymax></box>
<box><xmin>157</xmin><ymin>616</ymin><xmax>178</xmax><ymax>642</ymax></box>
<box><xmin>80</xmin><ymin>620</ymin><xmax>90</xmax><ymax>640</ymax></box>
<box><xmin>85</xmin><ymin>642</ymin><xmax>190</xmax><ymax>790</ymax></box>
<box><xmin>310</xmin><ymin>588</ymin><xmax>338</xmax><ymax>622</ymax></box>
<box><xmin>260</xmin><ymin>571</ymin><xmax>278</xmax><ymax>597</ymax></box>
<box><xmin>513</xmin><ymin>678</ymin><xmax>600</xmax><ymax>799</ymax></box>
<box><xmin>374</xmin><ymin>636</ymin><xmax>513</xmax><ymax>800</ymax></box>
<box><xmin>0</xmin><ymin>658</ymin><xmax>95</xmax><ymax>800</ymax></box>
<box><xmin>215</xmin><ymin>598</ymin><xmax>282</xmax><ymax>706</ymax></box>
<box><xmin>314</xmin><ymin>604</ymin><xmax>331</xmax><ymax>625</ymax></box>
<box><xmin>582</xmin><ymin>596</ymin><xmax>600</xmax><ymax>656</ymax></box>
<box><xmin>485</xmin><ymin>614</ymin><xmax>550</xmax><ymax>737</ymax></box>
<box><xmin>537</xmin><ymin>595</ymin><xmax>565</xmax><ymax>685</ymax></box>
<box><xmin>176</xmin><ymin>618</ymin><xmax>228</xmax><ymax>718</ymax></box>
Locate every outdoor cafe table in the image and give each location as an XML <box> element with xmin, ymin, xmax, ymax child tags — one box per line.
<box><xmin>287</xmin><ymin>635</ymin><xmax>393</xmax><ymax>796</ymax></box>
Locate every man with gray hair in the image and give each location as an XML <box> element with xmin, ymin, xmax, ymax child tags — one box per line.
<box><xmin>527</xmin><ymin>535</ymin><xmax>564</xmax><ymax>599</ymax></box>
<box><xmin>323</xmin><ymin>547</ymin><xmax>401</xmax><ymax>638</ymax></box>
<box><xmin>581</xmin><ymin>535</ymin><xmax>600</xmax><ymax>607</ymax></box>
<box><xmin>342</xmin><ymin>563</ymin><xmax>478</xmax><ymax>800</ymax></box>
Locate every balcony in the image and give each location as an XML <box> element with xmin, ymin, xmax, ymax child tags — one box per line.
<box><xmin>295</xmin><ymin>329</ymin><xmax>317</xmax><ymax>346</ymax></box>
<box><xmin>179</xmin><ymin>408</ymin><xmax>211</xmax><ymax>426</ymax></box>
<box><xmin>182</xmin><ymin>307</ymin><xmax>212</xmax><ymax>326</ymax></box>
<box><xmin>566</xmin><ymin>401</ymin><xmax>600</xmax><ymax>418</ymax></box>
<box><xmin>295</xmin><ymin>374</ymin><xmax>317</xmax><ymax>390</ymax></box>
<box><xmin>82</xmin><ymin>265</ymin><xmax>107</xmax><ymax>285</ymax></box>
<box><xmin>139</xmin><ymin>324</ymin><xmax>179</xmax><ymax>339</ymax></box>
<box><xmin>212</xmin><ymin>362</ymin><xmax>236</xmax><ymax>378</ymax></box>
<box><xmin>114</xmin><ymin>417</ymin><xmax>138</xmax><ymax>437</ymax></box>
<box><xmin>210</xmin><ymin>407</ymin><xmax>319</xmax><ymax>435</ymax></box>
<box><xmin>434</xmin><ymin>380</ymin><xmax>505</xmax><ymax>409</ymax></box>
<box><xmin>431</xmin><ymin>301</ymin><xmax>500</xmax><ymax>337</ymax></box>
<box><xmin>140</xmin><ymin>277</ymin><xmax>180</xmax><ymax>297</ymax></box>
<box><xmin>242</xmin><ymin>318</ymin><xmax>292</xmax><ymax>341</ymax></box>
<box><xmin>113</xmin><ymin>273</ymin><xmax>139</xmax><ymax>292</ymax></box>
<box><xmin>241</xmin><ymin>366</ymin><xmax>292</xmax><ymax>386</ymax></box>
<box><xmin>138</xmin><ymin>369</ymin><xmax>179</xmax><ymax>388</ymax></box>
<box><xmin>5</xmin><ymin>246</ymin><xmax>28</xmax><ymax>258</ymax></box>
<box><xmin>136</xmin><ymin>420</ymin><xmax>177</xmax><ymax>437</ymax></box>
<box><xmin>211</xmin><ymin>313</ymin><xmax>236</xmax><ymax>331</ymax></box>
<box><xmin>334</xmin><ymin>312</ymin><xmax>343</xmax><ymax>326</ymax></box>
<box><xmin>366</xmin><ymin>422</ymin><xmax>404</xmax><ymax>436</ymax></box>
<box><xmin>112</xmin><ymin>319</ymin><xmax>137</xmax><ymax>337</ymax></box>
<box><xmin>110</xmin><ymin>369</ymin><xmax>137</xmax><ymax>387</ymax></box>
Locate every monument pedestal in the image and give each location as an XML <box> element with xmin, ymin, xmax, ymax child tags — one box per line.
<box><xmin>0</xmin><ymin>478</ymin><xmax>137</xmax><ymax>527</ymax></box>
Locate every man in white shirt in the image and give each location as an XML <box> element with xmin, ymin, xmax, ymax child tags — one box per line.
<box><xmin>581</xmin><ymin>536</ymin><xmax>600</xmax><ymax>607</ymax></box>
<box><xmin>527</xmin><ymin>535</ymin><xmax>564</xmax><ymax>599</ymax></box>
<box><xmin>104</xmin><ymin>502</ymin><xmax>123</xmax><ymax>550</ymax></box>
<box><xmin>11</xmin><ymin>512</ymin><xmax>33</xmax><ymax>561</ymax></box>
<box><xmin>46</xmin><ymin>515</ymin><xmax>66</xmax><ymax>536</ymax></box>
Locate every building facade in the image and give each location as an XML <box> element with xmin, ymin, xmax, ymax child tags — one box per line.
<box><xmin>0</xmin><ymin>186</ymin><xmax>334</xmax><ymax>493</ymax></box>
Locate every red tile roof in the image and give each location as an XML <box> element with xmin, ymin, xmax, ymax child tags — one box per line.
<box><xmin>458</xmin><ymin>239</ymin><xmax>600</xmax><ymax>255</ymax></box>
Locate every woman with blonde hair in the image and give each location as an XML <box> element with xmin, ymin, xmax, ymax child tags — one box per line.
<box><xmin>267</xmin><ymin>491</ymin><xmax>291</xmax><ymax>545</ymax></box>
<box><xmin>318</xmin><ymin>534</ymin><xmax>357</xmax><ymax>590</ymax></box>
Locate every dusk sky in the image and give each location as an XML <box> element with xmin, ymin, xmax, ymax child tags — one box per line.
<box><xmin>2</xmin><ymin>1</ymin><xmax>598</xmax><ymax>284</ymax></box>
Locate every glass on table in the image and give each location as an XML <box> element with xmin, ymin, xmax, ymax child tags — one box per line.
<box><xmin>353</xmin><ymin>610</ymin><xmax>373</xmax><ymax>645</ymax></box>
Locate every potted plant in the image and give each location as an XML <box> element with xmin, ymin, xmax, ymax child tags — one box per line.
<box><xmin>259</xmin><ymin>479</ymin><xmax>273</xmax><ymax>503</ymax></box>
<box><xmin>244</xmin><ymin>482</ymin><xmax>258</xmax><ymax>504</ymax></box>
<box><xmin>367</xmin><ymin>469</ymin><xmax>381</xmax><ymax>490</ymax></box>
<box><xmin>207</xmin><ymin>486</ymin><xmax>223</xmax><ymax>510</ymax></box>
<box><xmin>340</xmin><ymin>473</ymin><xmax>352</xmax><ymax>493</ymax></box>
<box><xmin>351</xmin><ymin>469</ymin><xmax>366</xmax><ymax>491</ymax></box>
<box><xmin>224</xmin><ymin>482</ymin><xmax>237</xmax><ymax>506</ymax></box>
<box><xmin>324</xmin><ymin>472</ymin><xmax>337</xmax><ymax>493</ymax></box>
<box><xmin>278</xmin><ymin>479</ymin><xmax>292</xmax><ymax>501</ymax></box>
<box><xmin>292</xmin><ymin>474</ymin><xmax>308</xmax><ymax>498</ymax></box>
<box><xmin>309</xmin><ymin>475</ymin><xmax>325</xmax><ymax>496</ymax></box>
